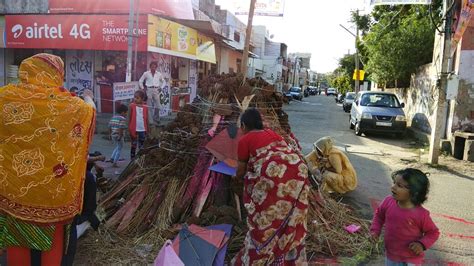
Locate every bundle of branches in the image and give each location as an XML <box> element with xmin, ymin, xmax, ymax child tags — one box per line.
<box><xmin>99</xmin><ymin>103</ymin><xmax>205</xmax><ymax>236</ymax></box>
<box><xmin>306</xmin><ymin>189</ymin><xmax>379</xmax><ymax>262</ymax></box>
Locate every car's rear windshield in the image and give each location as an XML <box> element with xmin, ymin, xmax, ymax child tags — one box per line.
<box><xmin>346</xmin><ymin>93</ymin><xmax>355</xmax><ymax>99</ymax></box>
<box><xmin>290</xmin><ymin>87</ymin><xmax>301</xmax><ymax>92</ymax></box>
<box><xmin>359</xmin><ymin>93</ymin><xmax>401</xmax><ymax>108</ymax></box>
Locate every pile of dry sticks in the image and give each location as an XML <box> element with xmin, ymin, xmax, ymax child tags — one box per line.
<box><xmin>75</xmin><ymin>73</ymin><xmax>377</xmax><ymax>264</ymax></box>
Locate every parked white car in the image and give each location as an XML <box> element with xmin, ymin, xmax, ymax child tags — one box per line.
<box><xmin>326</xmin><ymin>88</ymin><xmax>337</xmax><ymax>96</ymax></box>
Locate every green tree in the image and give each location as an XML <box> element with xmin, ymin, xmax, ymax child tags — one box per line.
<box><xmin>361</xmin><ymin>3</ymin><xmax>442</xmax><ymax>87</ymax></box>
<box><xmin>329</xmin><ymin>75</ymin><xmax>353</xmax><ymax>94</ymax></box>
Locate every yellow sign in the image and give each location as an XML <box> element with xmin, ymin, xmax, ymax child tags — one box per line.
<box><xmin>353</xmin><ymin>69</ymin><xmax>365</xmax><ymax>81</ymax></box>
<box><xmin>148</xmin><ymin>15</ymin><xmax>198</xmax><ymax>59</ymax></box>
<box><xmin>197</xmin><ymin>34</ymin><xmax>216</xmax><ymax>64</ymax></box>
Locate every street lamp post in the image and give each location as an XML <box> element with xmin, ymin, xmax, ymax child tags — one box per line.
<box><xmin>340</xmin><ymin>9</ymin><xmax>360</xmax><ymax>92</ymax></box>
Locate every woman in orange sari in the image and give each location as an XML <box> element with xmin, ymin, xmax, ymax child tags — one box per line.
<box><xmin>0</xmin><ymin>53</ymin><xmax>95</xmax><ymax>265</ymax></box>
<box><xmin>232</xmin><ymin>108</ymin><xmax>309</xmax><ymax>265</ymax></box>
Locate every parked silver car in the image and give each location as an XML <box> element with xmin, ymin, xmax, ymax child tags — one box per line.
<box><xmin>289</xmin><ymin>87</ymin><xmax>304</xmax><ymax>101</ymax></box>
<box><xmin>350</xmin><ymin>91</ymin><xmax>407</xmax><ymax>137</ymax></box>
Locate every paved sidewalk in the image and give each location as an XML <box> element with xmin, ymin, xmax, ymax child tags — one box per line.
<box><xmin>90</xmin><ymin>133</ymin><xmax>132</xmax><ymax>181</ymax></box>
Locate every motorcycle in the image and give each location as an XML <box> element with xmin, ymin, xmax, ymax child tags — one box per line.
<box><xmin>335</xmin><ymin>93</ymin><xmax>345</xmax><ymax>103</ymax></box>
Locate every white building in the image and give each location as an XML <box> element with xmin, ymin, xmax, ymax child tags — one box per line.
<box><xmin>249</xmin><ymin>25</ymin><xmax>288</xmax><ymax>92</ymax></box>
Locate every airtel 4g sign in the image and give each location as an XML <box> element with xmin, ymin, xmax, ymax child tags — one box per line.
<box><xmin>6</xmin><ymin>15</ymin><xmax>148</xmax><ymax>51</ymax></box>
<box><xmin>11</xmin><ymin>23</ymin><xmax>90</xmax><ymax>40</ymax></box>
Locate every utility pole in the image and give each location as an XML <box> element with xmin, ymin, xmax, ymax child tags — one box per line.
<box><xmin>429</xmin><ymin>0</ymin><xmax>453</xmax><ymax>164</ymax></box>
<box><xmin>293</xmin><ymin>57</ymin><xmax>298</xmax><ymax>87</ymax></box>
<box><xmin>241</xmin><ymin>0</ymin><xmax>257</xmax><ymax>82</ymax></box>
<box><xmin>125</xmin><ymin>0</ymin><xmax>135</xmax><ymax>82</ymax></box>
<box><xmin>354</xmin><ymin>9</ymin><xmax>360</xmax><ymax>93</ymax></box>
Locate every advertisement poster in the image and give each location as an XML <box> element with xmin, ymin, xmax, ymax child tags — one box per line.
<box><xmin>66</xmin><ymin>50</ymin><xmax>94</xmax><ymax>95</ymax></box>
<box><xmin>370</xmin><ymin>0</ymin><xmax>431</xmax><ymax>5</ymax></box>
<box><xmin>5</xmin><ymin>15</ymin><xmax>147</xmax><ymax>51</ymax></box>
<box><xmin>48</xmin><ymin>0</ymin><xmax>194</xmax><ymax>20</ymax></box>
<box><xmin>148</xmin><ymin>15</ymin><xmax>198</xmax><ymax>60</ymax></box>
<box><xmin>234</xmin><ymin>0</ymin><xmax>286</xmax><ymax>17</ymax></box>
<box><xmin>197</xmin><ymin>34</ymin><xmax>216</xmax><ymax>64</ymax></box>
<box><xmin>148</xmin><ymin>52</ymin><xmax>172</xmax><ymax>117</ymax></box>
<box><xmin>189</xmin><ymin>60</ymin><xmax>198</xmax><ymax>101</ymax></box>
<box><xmin>0</xmin><ymin>16</ymin><xmax>5</xmax><ymax>48</ymax></box>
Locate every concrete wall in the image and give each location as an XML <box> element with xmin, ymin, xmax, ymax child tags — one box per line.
<box><xmin>0</xmin><ymin>0</ymin><xmax>48</xmax><ymax>13</ymax></box>
<box><xmin>264</xmin><ymin>40</ymin><xmax>281</xmax><ymax>57</ymax></box>
<box><xmin>218</xmin><ymin>47</ymin><xmax>241</xmax><ymax>74</ymax></box>
<box><xmin>385</xmin><ymin>64</ymin><xmax>440</xmax><ymax>135</ymax></box>
<box><xmin>227</xmin><ymin>49</ymin><xmax>241</xmax><ymax>73</ymax></box>
<box><xmin>218</xmin><ymin>47</ymin><xmax>230</xmax><ymax>74</ymax></box>
<box><xmin>453</xmin><ymin>49</ymin><xmax>474</xmax><ymax>132</ymax></box>
<box><xmin>252</xmin><ymin>26</ymin><xmax>266</xmax><ymax>57</ymax></box>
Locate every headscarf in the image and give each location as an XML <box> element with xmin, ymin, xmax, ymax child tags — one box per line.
<box><xmin>313</xmin><ymin>136</ymin><xmax>334</xmax><ymax>157</ymax></box>
<box><xmin>18</xmin><ymin>53</ymin><xmax>65</xmax><ymax>88</ymax></box>
<box><xmin>0</xmin><ymin>53</ymin><xmax>95</xmax><ymax>223</ymax></box>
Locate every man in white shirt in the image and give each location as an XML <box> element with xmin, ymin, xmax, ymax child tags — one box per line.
<box><xmin>139</xmin><ymin>61</ymin><xmax>163</xmax><ymax>125</ymax></box>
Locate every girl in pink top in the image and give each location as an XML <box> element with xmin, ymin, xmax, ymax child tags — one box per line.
<box><xmin>371</xmin><ymin>168</ymin><xmax>440</xmax><ymax>266</ymax></box>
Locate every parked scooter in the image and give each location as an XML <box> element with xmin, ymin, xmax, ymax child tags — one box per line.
<box><xmin>335</xmin><ymin>93</ymin><xmax>345</xmax><ymax>103</ymax></box>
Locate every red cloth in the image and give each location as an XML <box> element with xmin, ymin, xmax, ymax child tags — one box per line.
<box><xmin>128</xmin><ymin>102</ymin><xmax>149</xmax><ymax>138</ymax></box>
<box><xmin>237</xmin><ymin>129</ymin><xmax>283</xmax><ymax>161</ymax></box>
<box><xmin>7</xmin><ymin>225</ymin><xmax>65</xmax><ymax>265</ymax></box>
<box><xmin>370</xmin><ymin>196</ymin><xmax>440</xmax><ymax>264</ymax></box>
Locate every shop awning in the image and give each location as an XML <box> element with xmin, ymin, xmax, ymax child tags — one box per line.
<box><xmin>168</xmin><ymin>18</ymin><xmax>224</xmax><ymax>64</ymax></box>
<box><xmin>221</xmin><ymin>40</ymin><xmax>259</xmax><ymax>58</ymax></box>
<box><xmin>172</xmin><ymin>19</ymin><xmax>224</xmax><ymax>40</ymax></box>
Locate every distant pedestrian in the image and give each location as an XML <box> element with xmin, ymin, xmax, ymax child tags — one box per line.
<box><xmin>108</xmin><ymin>104</ymin><xmax>128</xmax><ymax>167</ymax></box>
<box><xmin>139</xmin><ymin>61</ymin><xmax>164</xmax><ymax>125</ymax></box>
<box><xmin>129</xmin><ymin>90</ymin><xmax>149</xmax><ymax>159</ymax></box>
<box><xmin>370</xmin><ymin>168</ymin><xmax>440</xmax><ymax>266</ymax></box>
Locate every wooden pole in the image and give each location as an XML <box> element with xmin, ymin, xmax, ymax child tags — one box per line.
<box><xmin>241</xmin><ymin>0</ymin><xmax>257</xmax><ymax>82</ymax></box>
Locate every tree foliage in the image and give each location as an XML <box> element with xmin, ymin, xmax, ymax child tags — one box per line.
<box><xmin>330</xmin><ymin>53</ymin><xmax>362</xmax><ymax>94</ymax></box>
<box><xmin>353</xmin><ymin>2</ymin><xmax>443</xmax><ymax>87</ymax></box>
<box><xmin>329</xmin><ymin>75</ymin><xmax>353</xmax><ymax>94</ymax></box>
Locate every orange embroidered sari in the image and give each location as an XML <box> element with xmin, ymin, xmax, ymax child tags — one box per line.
<box><xmin>0</xmin><ymin>53</ymin><xmax>95</xmax><ymax>224</ymax></box>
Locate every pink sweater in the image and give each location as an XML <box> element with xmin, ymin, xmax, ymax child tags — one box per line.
<box><xmin>370</xmin><ymin>196</ymin><xmax>440</xmax><ymax>264</ymax></box>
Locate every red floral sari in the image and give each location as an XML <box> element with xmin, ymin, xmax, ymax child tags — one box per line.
<box><xmin>233</xmin><ymin>132</ymin><xmax>309</xmax><ymax>266</ymax></box>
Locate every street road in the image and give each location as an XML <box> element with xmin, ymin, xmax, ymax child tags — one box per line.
<box><xmin>285</xmin><ymin>94</ymin><xmax>474</xmax><ymax>265</ymax></box>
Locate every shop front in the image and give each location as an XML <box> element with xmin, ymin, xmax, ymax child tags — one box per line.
<box><xmin>147</xmin><ymin>15</ymin><xmax>199</xmax><ymax>115</ymax></box>
<box><xmin>4</xmin><ymin>14</ymin><xmax>148</xmax><ymax>113</ymax></box>
<box><xmin>3</xmin><ymin>13</ymin><xmax>217</xmax><ymax>115</ymax></box>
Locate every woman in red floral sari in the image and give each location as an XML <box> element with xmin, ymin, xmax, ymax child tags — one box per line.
<box><xmin>232</xmin><ymin>108</ymin><xmax>309</xmax><ymax>266</ymax></box>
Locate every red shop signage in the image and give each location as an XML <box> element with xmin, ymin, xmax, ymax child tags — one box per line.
<box><xmin>5</xmin><ymin>15</ymin><xmax>148</xmax><ymax>51</ymax></box>
<box><xmin>48</xmin><ymin>0</ymin><xmax>194</xmax><ymax>20</ymax></box>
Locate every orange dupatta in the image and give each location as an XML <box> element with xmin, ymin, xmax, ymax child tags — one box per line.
<box><xmin>0</xmin><ymin>53</ymin><xmax>95</xmax><ymax>223</ymax></box>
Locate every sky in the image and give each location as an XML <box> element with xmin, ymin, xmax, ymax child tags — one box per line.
<box><xmin>215</xmin><ymin>0</ymin><xmax>371</xmax><ymax>73</ymax></box>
